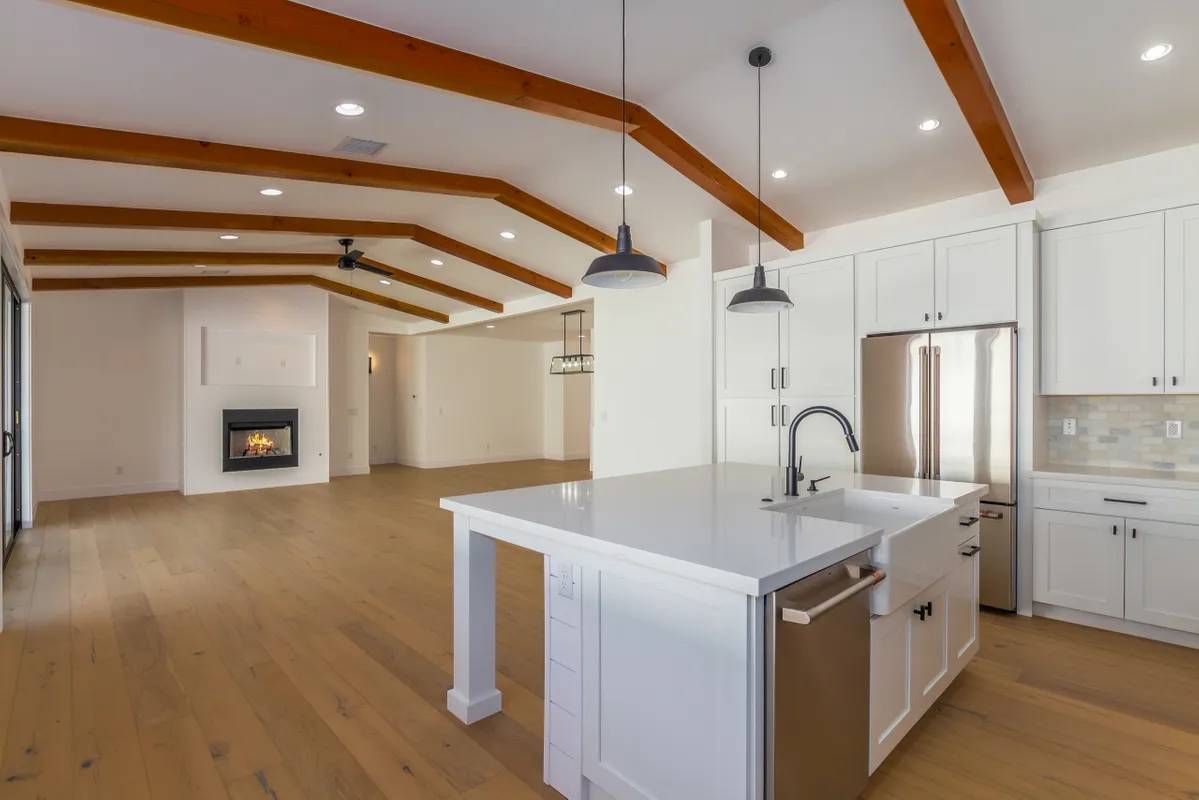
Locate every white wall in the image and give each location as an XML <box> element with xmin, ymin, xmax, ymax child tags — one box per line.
<box><xmin>328</xmin><ymin>298</ymin><xmax>370</xmax><ymax>476</ymax></box>
<box><xmin>368</xmin><ymin>333</ymin><xmax>398</xmax><ymax>465</ymax></box>
<box><xmin>33</xmin><ymin>290</ymin><xmax>182</xmax><ymax>501</ymax></box>
<box><xmin>591</xmin><ymin>233</ymin><xmax>714</xmax><ymax>479</ymax></box>
<box><xmin>392</xmin><ymin>333</ymin><xmax>545</xmax><ymax>468</ymax></box>
<box><xmin>541</xmin><ymin>340</ymin><xmax>592</xmax><ymax>462</ymax></box>
<box><xmin>182</xmin><ymin>286</ymin><xmax>329</xmax><ymax>495</ymax></box>
<box><xmin>394</xmin><ymin>333</ymin><xmax>426</xmax><ymax>466</ymax></box>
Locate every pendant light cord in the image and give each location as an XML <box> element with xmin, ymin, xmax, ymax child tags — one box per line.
<box><xmin>757</xmin><ymin>58</ymin><xmax>762</xmax><ymax>267</ymax></box>
<box><xmin>620</xmin><ymin>0</ymin><xmax>627</xmax><ymax>227</ymax></box>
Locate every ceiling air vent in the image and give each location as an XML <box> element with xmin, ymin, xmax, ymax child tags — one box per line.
<box><xmin>334</xmin><ymin>136</ymin><xmax>388</xmax><ymax>157</ymax></box>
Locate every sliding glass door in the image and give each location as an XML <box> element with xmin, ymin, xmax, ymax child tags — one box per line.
<box><xmin>2</xmin><ymin>264</ymin><xmax>20</xmax><ymax>566</ymax></box>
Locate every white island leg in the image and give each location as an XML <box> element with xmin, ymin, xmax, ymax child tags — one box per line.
<box><xmin>446</xmin><ymin>514</ymin><xmax>503</xmax><ymax>723</ymax></box>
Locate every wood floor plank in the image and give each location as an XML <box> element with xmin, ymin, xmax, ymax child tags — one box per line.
<box><xmin>3</xmin><ymin>459</ymin><xmax>1198</xmax><ymax>800</ymax></box>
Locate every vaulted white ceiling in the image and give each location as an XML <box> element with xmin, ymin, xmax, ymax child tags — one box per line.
<box><xmin>3</xmin><ymin>0</ymin><xmax>1198</xmax><ymax>321</ymax></box>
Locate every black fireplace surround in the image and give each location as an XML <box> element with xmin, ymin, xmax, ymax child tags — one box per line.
<box><xmin>222</xmin><ymin>409</ymin><xmax>299</xmax><ymax>472</ymax></box>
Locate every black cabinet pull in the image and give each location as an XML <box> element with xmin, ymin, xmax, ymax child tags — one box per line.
<box><xmin>771</xmin><ymin>368</ymin><xmax>777</xmax><ymax>390</ymax></box>
<box><xmin>924</xmin><ymin>601</ymin><xmax>934</xmax><ymax>618</ymax></box>
<box><xmin>960</xmin><ymin>545</ymin><xmax>982</xmax><ymax>557</ymax></box>
<box><xmin>1153</xmin><ymin>376</ymin><xmax>1159</xmax><ymax>387</ymax></box>
<box><xmin>1112</xmin><ymin>524</ymin><xmax>1118</xmax><ymax>536</ymax></box>
<box><xmin>924</xmin><ymin>312</ymin><xmax>931</xmax><ymax>322</ymax></box>
<box><xmin>913</xmin><ymin>606</ymin><xmax>927</xmax><ymax>621</ymax></box>
<box><xmin>1173</xmin><ymin>376</ymin><xmax>1179</xmax><ymax>386</ymax></box>
<box><xmin>1132</xmin><ymin>528</ymin><xmax>1138</xmax><ymax>539</ymax></box>
<box><xmin>1103</xmin><ymin>497</ymin><xmax>1147</xmax><ymax>506</ymax></box>
<box><xmin>960</xmin><ymin>516</ymin><xmax>980</xmax><ymax>527</ymax></box>
<box><xmin>937</xmin><ymin>311</ymin><xmax>943</xmax><ymax>321</ymax></box>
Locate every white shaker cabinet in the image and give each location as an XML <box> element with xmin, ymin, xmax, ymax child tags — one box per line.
<box><xmin>948</xmin><ymin>533</ymin><xmax>981</xmax><ymax>672</ymax></box>
<box><xmin>715</xmin><ymin>398</ymin><xmax>780</xmax><ymax>466</ymax></box>
<box><xmin>856</xmin><ymin>241</ymin><xmax>935</xmax><ymax>335</ymax></box>
<box><xmin>1165</xmin><ymin>204</ymin><xmax>1199</xmax><ymax>393</ymax></box>
<box><xmin>779</xmin><ymin>256</ymin><xmax>855</xmax><ymax>397</ymax></box>
<box><xmin>1125</xmin><ymin>518</ymin><xmax>1199</xmax><ymax>635</ymax></box>
<box><xmin>1033</xmin><ymin>509</ymin><xmax>1126</xmax><ymax>617</ymax></box>
<box><xmin>1041</xmin><ymin>212</ymin><xmax>1165</xmax><ymax>394</ymax></box>
<box><xmin>714</xmin><ymin>271</ymin><xmax>781</xmax><ymax>398</ymax></box>
<box><xmin>934</xmin><ymin>226</ymin><xmax>1017</xmax><ymax>328</ymax></box>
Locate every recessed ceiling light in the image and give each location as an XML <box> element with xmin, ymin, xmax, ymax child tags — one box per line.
<box><xmin>771</xmin><ymin>169</ymin><xmax>788</xmax><ymax>180</ymax></box>
<box><xmin>259</xmin><ymin>187</ymin><xmax>283</xmax><ymax>197</ymax></box>
<box><xmin>335</xmin><ymin>102</ymin><xmax>365</xmax><ymax>116</ymax></box>
<box><xmin>486</xmin><ymin>324</ymin><xmax>496</xmax><ymax>329</ymax></box>
<box><xmin>918</xmin><ymin>118</ymin><xmax>941</xmax><ymax>132</ymax></box>
<box><xmin>219</xmin><ymin>234</ymin><xmax>239</xmax><ymax>240</ymax></box>
<box><xmin>379</xmin><ymin>279</ymin><xmax>391</xmax><ymax>285</ymax></box>
<box><xmin>614</xmin><ymin>184</ymin><xmax>633</xmax><ymax>196</ymax></box>
<box><xmin>500</xmin><ymin>230</ymin><xmax>516</xmax><ymax>239</ymax></box>
<box><xmin>193</xmin><ymin>264</ymin><xmax>206</xmax><ymax>268</ymax></box>
<box><xmin>430</xmin><ymin>259</ymin><xmax>444</xmax><ymax>266</ymax></box>
<box><xmin>1140</xmin><ymin>43</ymin><xmax>1173</xmax><ymax>62</ymax></box>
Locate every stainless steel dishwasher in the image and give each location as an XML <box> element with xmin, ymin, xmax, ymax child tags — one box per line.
<box><xmin>766</xmin><ymin>553</ymin><xmax>885</xmax><ymax>799</ymax></box>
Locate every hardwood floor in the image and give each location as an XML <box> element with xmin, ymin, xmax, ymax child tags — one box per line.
<box><xmin>1</xmin><ymin>460</ymin><xmax>1197</xmax><ymax>799</ymax></box>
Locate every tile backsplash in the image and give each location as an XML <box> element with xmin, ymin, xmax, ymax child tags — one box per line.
<box><xmin>1046</xmin><ymin>395</ymin><xmax>1199</xmax><ymax>472</ymax></box>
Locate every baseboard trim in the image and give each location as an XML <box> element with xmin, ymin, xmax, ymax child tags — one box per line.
<box><xmin>37</xmin><ymin>480</ymin><xmax>182</xmax><ymax>503</ymax></box>
<box><xmin>1034</xmin><ymin>602</ymin><xmax>1199</xmax><ymax>650</ymax></box>
<box><xmin>398</xmin><ymin>453</ymin><xmax>547</xmax><ymax>469</ymax></box>
<box><xmin>331</xmin><ymin>465</ymin><xmax>371</xmax><ymax>477</ymax></box>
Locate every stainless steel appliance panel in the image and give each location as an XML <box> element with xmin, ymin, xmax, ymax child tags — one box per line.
<box><xmin>979</xmin><ymin>503</ymin><xmax>1016</xmax><ymax>610</ymax></box>
<box><xmin>861</xmin><ymin>332</ymin><xmax>928</xmax><ymax>479</ymax></box>
<box><xmin>929</xmin><ymin>326</ymin><xmax>1016</xmax><ymax>504</ymax></box>
<box><xmin>767</xmin><ymin>554</ymin><xmax>872</xmax><ymax>800</ymax></box>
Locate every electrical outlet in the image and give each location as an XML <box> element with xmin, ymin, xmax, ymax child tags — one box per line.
<box><xmin>1062</xmin><ymin>417</ymin><xmax>1077</xmax><ymax>436</ymax></box>
<box><xmin>557</xmin><ymin>566</ymin><xmax>574</xmax><ymax>599</ymax></box>
<box><xmin>1166</xmin><ymin>420</ymin><xmax>1183</xmax><ymax>440</ymax></box>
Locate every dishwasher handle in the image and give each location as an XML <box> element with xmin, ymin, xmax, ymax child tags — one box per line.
<box><xmin>779</xmin><ymin>566</ymin><xmax>886</xmax><ymax>626</ymax></box>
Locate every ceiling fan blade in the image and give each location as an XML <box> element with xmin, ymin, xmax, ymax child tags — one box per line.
<box><xmin>347</xmin><ymin>250</ymin><xmax>365</xmax><ymax>261</ymax></box>
<box><xmin>355</xmin><ymin>261</ymin><xmax>392</xmax><ymax>277</ymax></box>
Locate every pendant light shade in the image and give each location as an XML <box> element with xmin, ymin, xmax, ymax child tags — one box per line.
<box><xmin>583</xmin><ymin>0</ymin><xmax>665</xmax><ymax>290</ymax></box>
<box><xmin>583</xmin><ymin>223</ymin><xmax>666</xmax><ymax>288</ymax></box>
<box><xmin>727</xmin><ymin>263</ymin><xmax>793</xmax><ymax>313</ymax></box>
<box><xmin>728</xmin><ymin>45</ymin><xmax>793</xmax><ymax>314</ymax></box>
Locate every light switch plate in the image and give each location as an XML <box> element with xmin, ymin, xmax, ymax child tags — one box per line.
<box><xmin>1062</xmin><ymin>418</ymin><xmax>1077</xmax><ymax>436</ymax></box>
<box><xmin>1166</xmin><ymin>420</ymin><xmax>1183</xmax><ymax>440</ymax></box>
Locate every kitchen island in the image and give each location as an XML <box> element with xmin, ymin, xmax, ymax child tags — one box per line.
<box><xmin>441</xmin><ymin>463</ymin><xmax>986</xmax><ymax>800</ymax></box>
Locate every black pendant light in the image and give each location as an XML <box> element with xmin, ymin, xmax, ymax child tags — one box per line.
<box><xmin>549</xmin><ymin>310</ymin><xmax>595</xmax><ymax>374</ymax></box>
<box><xmin>582</xmin><ymin>0</ymin><xmax>667</xmax><ymax>289</ymax></box>
<box><xmin>727</xmin><ymin>46</ymin><xmax>793</xmax><ymax>314</ymax></box>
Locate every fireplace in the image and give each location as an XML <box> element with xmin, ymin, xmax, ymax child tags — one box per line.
<box><xmin>222</xmin><ymin>409</ymin><xmax>299</xmax><ymax>472</ymax></box>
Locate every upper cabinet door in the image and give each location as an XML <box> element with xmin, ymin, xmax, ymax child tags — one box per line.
<box><xmin>856</xmin><ymin>241</ymin><xmax>935</xmax><ymax>335</ymax></box>
<box><xmin>715</xmin><ymin>272</ymin><xmax>781</xmax><ymax>398</ymax></box>
<box><xmin>1041</xmin><ymin>213</ymin><xmax>1165</xmax><ymax>395</ymax></box>
<box><xmin>934</xmin><ymin>226</ymin><xmax>1017</xmax><ymax>328</ymax></box>
<box><xmin>779</xmin><ymin>257</ymin><xmax>855</xmax><ymax>398</ymax></box>
<box><xmin>1165</xmin><ymin>205</ymin><xmax>1199</xmax><ymax>393</ymax></box>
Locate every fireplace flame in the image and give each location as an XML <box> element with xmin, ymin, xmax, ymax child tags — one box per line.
<box><xmin>244</xmin><ymin>430</ymin><xmax>277</xmax><ymax>457</ymax></box>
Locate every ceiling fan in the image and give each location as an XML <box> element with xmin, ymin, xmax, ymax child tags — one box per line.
<box><xmin>336</xmin><ymin>238</ymin><xmax>391</xmax><ymax>277</ymax></box>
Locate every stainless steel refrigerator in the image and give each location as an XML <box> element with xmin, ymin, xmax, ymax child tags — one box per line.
<box><xmin>860</xmin><ymin>324</ymin><xmax>1016</xmax><ymax>610</ymax></box>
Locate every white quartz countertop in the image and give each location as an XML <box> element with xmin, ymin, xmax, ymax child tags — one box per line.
<box><xmin>1032</xmin><ymin>464</ymin><xmax>1199</xmax><ymax>493</ymax></box>
<box><xmin>441</xmin><ymin>463</ymin><xmax>987</xmax><ymax>596</ymax></box>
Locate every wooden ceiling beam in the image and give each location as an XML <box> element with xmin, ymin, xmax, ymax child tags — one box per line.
<box><xmin>0</xmin><ymin>115</ymin><xmax>625</xmax><ymax>256</ymax></box>
<box><xmin>904</xmin><ymin>0</ymin><xmax>1034</xmax><ymax>203</ymax></box>
<box><xmin>61</xmin><ymin>0</ymin><xmax>805</xmax><ymax>250</ymax></box>
<box><xmin>31</xmin><ymin>273</ymin><xmax>451</xmax><ymax>323</ymax></box>
<box><xmin>11</xmin><ymin>202</ymin><xmax>572</xmax><ymax>298</ymax></box>
<box><xmin>23</xmin><ymin>248</ymin><xmax>505</xmax><ymax>312</ymax></box>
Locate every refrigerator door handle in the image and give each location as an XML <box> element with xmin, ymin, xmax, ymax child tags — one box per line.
<box><xmin>931</xmin><ymin>345</ymin><xmax>941</xmax><ymax>480</ymax></box>
<box><xmin>918</xmin><ymin>345</ymin><xmax>930</xmax><ymax>479</ymax></box>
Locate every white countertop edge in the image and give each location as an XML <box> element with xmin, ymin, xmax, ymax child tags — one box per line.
<box><xmin>440</xmin><ymin>499</ymin><xmax>885</xmax><ymax>597</ymax></box>
<box><xmin>1031</xmin><ymin>467</ymin><xmax>1199</xmax><ymax>493</ymax></box>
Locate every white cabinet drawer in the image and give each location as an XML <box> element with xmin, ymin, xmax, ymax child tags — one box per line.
<box><xmin>1033</xmin><ymin>479</ymin><xmax>1199</xmax><ymax>525</ymax></box>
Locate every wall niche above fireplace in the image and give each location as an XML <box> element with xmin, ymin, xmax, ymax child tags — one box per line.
<box><xmin>222</xmin><ymin>409</ymin><xmax>299</xmax><ymax>472</ymax></box>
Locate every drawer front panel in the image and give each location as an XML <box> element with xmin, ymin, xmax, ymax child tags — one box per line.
<box><xmin>1034</xmin><ymin>479</ymin><xmax>1199</xmax><ymax>525</ymax></box>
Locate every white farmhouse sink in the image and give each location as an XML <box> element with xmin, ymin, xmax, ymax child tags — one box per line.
<box><xmin>765</xmin><ymin>488</ymin><xmax>962</xmax><ymax>614</ymax></box>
